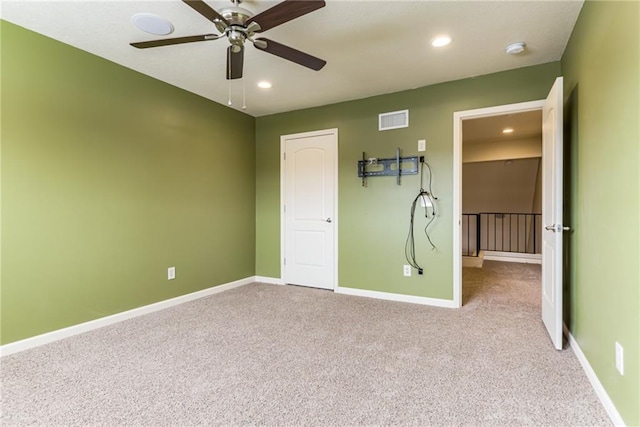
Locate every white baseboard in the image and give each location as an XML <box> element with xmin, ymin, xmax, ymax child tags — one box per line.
<box><xmin>255</xmin><ymin>276</ymin><xmax>284</xmax><ymax>285</ymax></box>
<box><xmin>564</xmin><ymin>325</ymin><xmax>626</xmax><ymax>426</ymax></box>
<box><xmin>483</xmin><ymin>251</ymin><xmax>542</xmax><ymax>264</ymax></box>
<box><xmin>0</xmin><ymin>276</ymin><xmax>255</xmax><ymax>357</ymax></box>
<box><xmin>255</xmin><ymin>281</ymin><xmax>456</xmax><ymax>310</ymax></box>
<box><xmin>335</xmin><ymin>286</ymin><xmax>457</xmax><ymax>309</ymax></box>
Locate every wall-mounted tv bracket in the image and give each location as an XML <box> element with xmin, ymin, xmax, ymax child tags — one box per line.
<box><xmin>358</xmin><ymin>148</ymin><xmax>419</xmax><ymax>186</ymax></box>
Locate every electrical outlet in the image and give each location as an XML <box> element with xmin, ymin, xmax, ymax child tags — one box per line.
<box><xmin>403</xmin><ymin>265</ymin><xmax>411</xmax><ymax>277</ymax></box>
<box><xmin>168</xmin><ymin>267</ymin><xmax>176</xmax><ymax>281</ymax></box>
<box><xmin>418</xmin><ymin>139</ymin><xmax>426</xmax><ymax>152</ymax></box>
<box><xmin>615</xmin><ymin>342</ymin><xmax>624</xmax><ymax>375</ymax></box>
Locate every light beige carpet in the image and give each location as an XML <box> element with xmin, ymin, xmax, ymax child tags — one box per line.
<box><xmin>1</xmin><ymin>261</ymin><xmax>611</xmax><ymax>425</ymax></box>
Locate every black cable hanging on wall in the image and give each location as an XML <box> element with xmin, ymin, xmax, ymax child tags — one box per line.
<box><xmin>405</xmin><ymin>156</ymin><xmax>438</xmax><ymax>275</ymax></box>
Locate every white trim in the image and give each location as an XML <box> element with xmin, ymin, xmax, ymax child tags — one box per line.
<box><xmin>255</xmin><ymin>276</ymin><xmax>285</xmax><ymax>285</ymax></box>
<box><xmin>453</xmin><ymin>111</ymin><xmax>463</xmax><ymax>308</ymax></box>
<box><xmin>565</xmin><ymin>325</ymin><xmax>626</xmax><ymax>426</ymax></box>
<box><xmin>280</xmin><ymin>128</ymin><xmax>339</xmax><ymax>291</ymax></box>
<box><xmin>335</xmin><ymin>286</ymin><xmax>457</xmax><ymax>309</ymax></box>
<box><xmin>453</xmin><ymin>100</ymin><xmax>545</xmax><ymax>308</ymax></box>
<box><xmin>280</xmin><ymin>139</ymin><xmax>286</xmax><ymax>287</ymax></box>
<box><xmin>0</xmin><ymin>276</ymin><xmax>255</xmax><ymax>357</ymax></box>
<box><xmin>483</xmin><ymin>251</ymin><xmax>542</xmax><ymax>264</ymax></box>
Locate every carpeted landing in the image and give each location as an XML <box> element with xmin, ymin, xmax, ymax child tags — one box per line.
<box><xmin>1</xmin><ymin>261</ymin><xmax>611</xmax><ymax>425</ymax></box>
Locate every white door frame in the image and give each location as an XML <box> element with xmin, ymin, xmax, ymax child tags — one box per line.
<box><xmin>452</xmin><ymin>101</ymin><xmax>544</xmax><ymax>307</ymax></box>
<box><xmin>280</xmin><ymin>128</ymin><xmax>339</xmax><ymax>289</ymax></box>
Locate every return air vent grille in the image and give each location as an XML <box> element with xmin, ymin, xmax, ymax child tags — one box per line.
<box><xmin>379</xmin><ymin>109</ymin><xmax>409</xmax><ymax>131</ymax></box>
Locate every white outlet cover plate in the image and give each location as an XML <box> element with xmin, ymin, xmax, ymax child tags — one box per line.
<box><xmin>403</xmin><ymin>265</ymin><xmax>411</xmax><ymax>276</ymax></box>
<box><xmin>168</xmin><ymin>267</ymin><xmax>176</xmax><ymax>280</ymax></box>
<box><xmin>418</xmin><ymin>139</ymin><xmax>426</xmax><ymax>152</ymax></box>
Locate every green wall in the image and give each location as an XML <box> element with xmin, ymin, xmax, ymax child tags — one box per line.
<box><xmin>256</xmin><ymin>62</ymin><xmax>560</xmax><ymax>299</ymax></box>
<box><xmin>561</xmin><ymin>1</ymin><xmax>640</xmax><ymax>425</ymax></box>
<box><xmin>3</xmin><ymin>6</ymin><xmax>638</xmax><ymax>423</ymax></box>
<box><xmin>1</xmin><ymin>21</ymin><xmax>256</xmax><ymax>345</ymax></box>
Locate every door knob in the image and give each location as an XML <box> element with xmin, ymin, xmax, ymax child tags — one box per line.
<box><xmin>325</xmin><ymin>218</ymin><xmax>332</xmax><ymax>223</ymax></box>
<box><xmin>546</xmin><ymin>224</ymin><xmax>571</xmax><ymax>232</ymax></box>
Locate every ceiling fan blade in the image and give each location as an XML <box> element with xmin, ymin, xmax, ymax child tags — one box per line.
<box><xmin>247</xmin><ymin>0</ymin><xmax>325</xmax><ymax>33</ymax></box>
<box><xmin>254</xmin><ymin>38</ymin><xmax>326</xmax><ymax>71</ymax></box>
<box><xmin>227</xmin><ymin>46</ymin><xmax>244</xmax><ymax>80</ymax></box>
<box><xmin>182</xmin><ymin>0</ymin><xmax>229</xmax><ymax>27</ymax></box>
<box><xmin>130</xmin><ymin>34</ymin><xmax>217</xmax><ymax>49</ymax></box>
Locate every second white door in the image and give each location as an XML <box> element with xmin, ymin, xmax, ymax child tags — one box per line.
<box><xmin>282</xmin><ymin>129</ymin><xmax>337</xmax><ymax>290</ymax></box>
<box><xmin>541</xmin><ymin>77</ymin><xmax>565</xmax><ymax>350</ymax></box>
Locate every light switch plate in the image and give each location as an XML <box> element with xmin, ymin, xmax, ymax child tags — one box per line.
<box><xmin>615</xmin><ymin>341</ymin><xmax>624</xmax><ymax>375</ymax></box>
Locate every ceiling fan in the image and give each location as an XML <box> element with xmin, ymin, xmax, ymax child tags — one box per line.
<box><xmin>130</xmin><ymin>0</ymin><xmax>327</xmax><ymax>80</ymax></box>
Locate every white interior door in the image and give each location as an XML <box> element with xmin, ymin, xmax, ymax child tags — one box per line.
<box><xmin>282</xmin><ymin>129</ymin><xmax>337</xmax><ymax>290</ymax></box>
<box><xmin>541</xmin><ymin>77</ymin><xmax>564</xmax><ymax>350</ymax></box>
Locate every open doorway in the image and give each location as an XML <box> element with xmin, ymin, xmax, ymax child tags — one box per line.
<box><xmin>452</xmin><ymin>100</ymin><xmax>544</xmax><ymax>307</ymax></box>
<box><xmin>462</xmin><ymin>110</ymin><xmax>543</xmax><ymax>267</ymax></box>
<box><xmin>460</xmin><ymin>111</ymin><xmax>543</xmax><ymax>306</ymax></box>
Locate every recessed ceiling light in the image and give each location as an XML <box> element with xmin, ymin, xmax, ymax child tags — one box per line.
<box><xmin>431</xmin><ymin>36</ymin><xmax>452</xmax><ymax>48</ymax></box>
<box><xmin>502</xmin><ymin>128</ymin><xmax>514</xmax><ymax>134</ymax></box>
<box><xmin>132</xmin><ymin>13</ymin><xmax>174</xmax><ymax>36</ymax></box>
<box><xmin>505</xmin><ymin>42</ymin><xmax>526</xmax><ymax>55</ymax></box>
<box><xmin>257</xmin><ymin>81</ymin><xmax>272</xmax><ymax>89</ymax></box>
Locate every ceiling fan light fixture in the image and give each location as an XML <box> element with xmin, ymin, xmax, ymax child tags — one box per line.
<box><xmin>431</xmin><ymin>35</ymin><xmax>452</xmax><ymax>48</ymax></box>
<box><xmin>132</xmin><ymin>13</ymin><xmax>174</xmax><ymax>36</ymax></box>
<box><xmin>258</xmin><ymin>81</ymin><xmax>272</xmax><ymax>89</ymax></box>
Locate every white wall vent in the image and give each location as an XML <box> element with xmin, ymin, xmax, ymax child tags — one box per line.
<box><xmin>379</xmin><ymin>109</ymin><xmax>409</xmax><ymax>131</ymax></box>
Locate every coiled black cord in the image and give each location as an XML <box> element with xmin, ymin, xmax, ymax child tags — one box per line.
<box><xmin>405</xmin><ymin>159</ymin><xmax>438</xmax><ymax>274</ymax></box>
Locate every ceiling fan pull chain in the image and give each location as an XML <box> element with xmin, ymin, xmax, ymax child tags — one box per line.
<box><xmin>242</xmin><ymin>78</ymin><xmax>247</xmax><ymax>110</ymax></box>
<box><xmin>228</xmin><ymin>79</ymin><xmax>232</xmax><ymax>106</ymax></box>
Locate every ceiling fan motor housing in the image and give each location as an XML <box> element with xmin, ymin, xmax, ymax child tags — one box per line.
<box><xmin>222</xmin><ymin>6</ymin><xmax>255</xmax><ymax>52</ymax></box>
<box><xmin>221</xmin><ymin>6</ymin><xmax>253</xmax><ymax>26</ymax></box>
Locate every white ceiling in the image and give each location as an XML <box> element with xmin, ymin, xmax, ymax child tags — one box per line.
<box><xmin>1</xmin><ymin>0</ymin><xmax>583</xmax><ymax>117</ymax></box>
